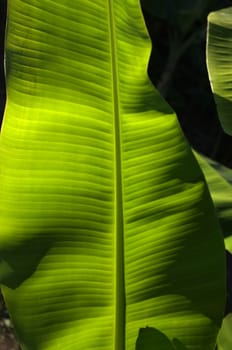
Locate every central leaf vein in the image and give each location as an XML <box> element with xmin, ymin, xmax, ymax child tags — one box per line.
<box><xmin>108</xmin><ymin>1</ymin><xmax>126</xmax><ymax>350</ymax></box>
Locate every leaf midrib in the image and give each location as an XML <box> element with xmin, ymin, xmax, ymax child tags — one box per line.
<box><xmin>108</xmin><ymin>1</ymin><xmax>125</xmax><ymax>350</ymax></box>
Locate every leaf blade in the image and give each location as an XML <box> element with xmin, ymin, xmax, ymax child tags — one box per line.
<box><xmin>0</xmin><ymin>1</ymin><xmax>226</xmax><ymax>350</ymax></box>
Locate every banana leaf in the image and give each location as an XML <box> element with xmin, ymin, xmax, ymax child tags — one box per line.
<box><xmin>207</xmin><ymin>7</ymin><xmax>232</xmax><ymax>135</ymax></box>
<box><xmin>0</xmin><ymin>1</ymin><xmax>225</xmax><ymax>349</ymax></box>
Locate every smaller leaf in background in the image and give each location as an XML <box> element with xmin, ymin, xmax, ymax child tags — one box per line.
<box><xmin>207</xmin><ymin>7</ymin><xmax>232</xmax><ymax>135</ymax></box>
<box><xmin>194</xmin><ymin>152</ymin><xmax>232</xmax><ymax>252</ymax></box>
<box><xmin>194</xmin><ymin>153</ymin><xmax>232</xmax><ymax>320</ymax></box>
<box><xmin>217</xmin><ymin>314</ymin><xmax>232</xmax><ymax>350</ymax></box>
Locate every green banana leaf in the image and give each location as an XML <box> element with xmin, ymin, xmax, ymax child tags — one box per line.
<box><xmin>207</xmin><ymin>7</ymin><xmax>232</xmax><ymax>135</ymax></box>
<box><xmin>0</xmin><ymin>1</ymin><xmax>225</xmax><ymax>349</ymax></box>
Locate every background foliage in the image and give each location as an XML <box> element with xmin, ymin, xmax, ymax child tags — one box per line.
<box><xmin>141</xmin><ymin>0</ymin><xmax>232</xmax><ymax>167</ymax></box>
